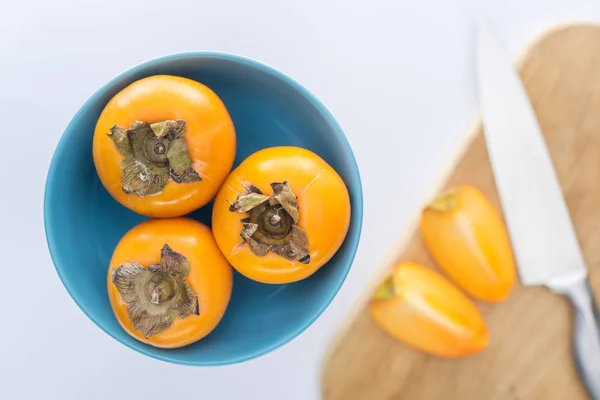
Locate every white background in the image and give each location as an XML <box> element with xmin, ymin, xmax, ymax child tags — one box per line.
<box><xmin>2</xmin><ymin>0</ymin><xmax>600</xmax><ymax>399</ymax></box>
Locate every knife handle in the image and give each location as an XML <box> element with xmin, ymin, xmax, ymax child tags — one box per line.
<box><xmin>562</xmin><ymin>277</ymin><xmax>600</xmax><ymax>400</ymax></box>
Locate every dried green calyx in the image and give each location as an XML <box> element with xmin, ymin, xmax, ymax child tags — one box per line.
<box><xmin>229</xmin><ymin>182</ymin><xmax>310</xmax><ymax>264</ymax></box>
<box><xmin>427</xmin><ymin>191</ymin><xmax>457</xmax><ymax>213</ymax></box>
<box><xmin>108</xmin><ymin>119</ymin><xmax>201</xmax><ymax>198</ymax></box>
<box><xmin>112</xmin><ymin>244</ymin><xmax>199</xmax><ymax>338</ymax></box>
<box><xmin>372</xmin><ymin>276</ymin><xmax>396</xmax><ymax>300</ymax></box>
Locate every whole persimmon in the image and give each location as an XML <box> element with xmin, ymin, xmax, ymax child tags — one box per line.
<box><xmin>107</xmin><ymin>218</ymin><xmax>233</xmax><ymax>348</ymax></box>
<box><xmin>212</xmin><ymin>146</ymin><xmax>351</xmax><ymax>284</ymax></box>
<box><xmin>93</xmin><ymin>75</ymin><xmax>236</xmax><ymax>218</ymax></box>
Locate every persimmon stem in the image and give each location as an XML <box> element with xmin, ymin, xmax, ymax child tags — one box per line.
<box><xmin>153</xmin><ymin>142</ymin><xmax>166</xmax><ymax>155</ymax></box>
<box><xmin>145</xmin><ymin>273</ymin><xmax>177</xmax><ymax>305</ymax></box>
<box><xmin>151</xmin><ymin>288</ymin><xmax>161</xmax><ymax>305</ymax></box>
<box><xmin>270</xmin><ymin>214</ymin><xmax>281</xmax><ymax>226</ymax></box>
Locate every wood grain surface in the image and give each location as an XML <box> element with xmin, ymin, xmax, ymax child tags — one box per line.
<box><xmin>321</xmin><ymin>24</ymin><xmax>600</xmax><ymax>400</ymax></box>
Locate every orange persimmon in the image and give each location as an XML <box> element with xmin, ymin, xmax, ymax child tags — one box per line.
<box><xmin>369</xmin><ymin>262</ymin><xmax>489</xmax><ymax>358</ymax></box>
<box><xmin>107</xmin><ymin>218</ymin><xmax>233</xmax><ymax>348</ymax></box>
<box><xmin>212</xmin><ymin>146</ymin><xmax>351</xmax><ymax>284</ymax></box>
<box><xmin>420</xmin><ymin>185</ymin><xmax>516</xmax><ymax>302</ymax></box>
<box><xmin>93</xmin><ymin>75</ymin><xmax>236</xmax><ymax>218</ymax></box>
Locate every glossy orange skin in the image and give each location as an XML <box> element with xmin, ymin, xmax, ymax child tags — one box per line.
<box><xmin>370</xmin><ymin>262</ymin><xmax>489</xmax><ymax>358</ymax></box>
<box><xmin>420</xmin><ymin>186</ymin><xmax>516</xmax><ymax>302</ymax></box>
<box><xmin>107</xmin><ymin>218</ymin><xmax>233</xmax><ymax>348</ymax></box>
<box><xmin>212</xmin><ymin>146</ymin><xmax>351</xmax><ymax>284</ymax></box>
<box><xmin>93</xmin><ymin>75</ymin><xmax>236</xmax><ymax>218</ymax></box>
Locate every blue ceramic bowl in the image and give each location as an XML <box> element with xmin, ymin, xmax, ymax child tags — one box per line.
<box><xmin>44</xmin><ymin>53</ymin><xmax>363</xmax><ymax>365</ymax></box>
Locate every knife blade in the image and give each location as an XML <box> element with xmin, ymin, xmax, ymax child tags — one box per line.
<box><xmin>477</xmin><ymin>26</ymin><xmax>586</xmax><ymax>288</ymax></box>
<box><xmin>477</xmin><ymin>24</ymin><xmax>600</xmax><ymax>399</ymax></box>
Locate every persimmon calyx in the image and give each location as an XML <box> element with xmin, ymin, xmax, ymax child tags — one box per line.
<box><xmin>229</xmin><ymin>182</ymin><xmax>310</xmax><ymax>264</ymax></box>
<box><xmin>372</xmin><ymin>276</ymin><xmax>396</xmax><ymax>300</ymax></box>
<box><xmin>107</xmin><ymin>119</ymin><xmax>201</xmax><ymax>198</ymax></box>
<box><xmin>111</xmin><ymin>244</ymin><xmax>199</xmax><ymax>338</ymax></box>
<box><xmin>427</xmin><ymin>191</ymin><xmax>457</xmax><ymax>213</ymax></box>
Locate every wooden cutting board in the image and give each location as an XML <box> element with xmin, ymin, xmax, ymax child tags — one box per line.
<box><xmin>321</xmin><ymin>23</ymin><xmax>600</xmax><ymax>400</ymax></box>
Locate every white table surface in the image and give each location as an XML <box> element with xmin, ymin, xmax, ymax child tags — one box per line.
<box><xmin>2</xmin><ymin>0</ymin><xmax>600</xmax><ymax>399</ymax></box>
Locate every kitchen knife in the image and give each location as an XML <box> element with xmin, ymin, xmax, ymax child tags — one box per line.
<box><xmin>477</xmin><ymin>25</ymin><xmax>600</xmax><ymax>399</ymax></box>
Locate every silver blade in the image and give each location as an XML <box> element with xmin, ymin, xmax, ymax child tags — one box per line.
<box><xmin>476</xmin><ymin>25</ymin><xmax>586</xmax><ymax>288</ymax></box>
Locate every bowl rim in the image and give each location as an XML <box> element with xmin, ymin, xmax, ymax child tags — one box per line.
<box><xmin>44</xmin><ymin>51</ymin><xmax>364</xmax><ymax>366</ymax></box>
